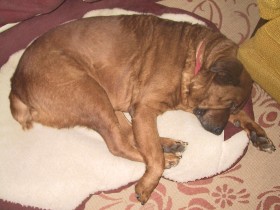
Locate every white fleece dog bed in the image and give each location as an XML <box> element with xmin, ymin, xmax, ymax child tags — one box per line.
<box><xmin>0</xmin><ymin>9</ymin><xmax>249</xmax><ymax>210</ymax></box>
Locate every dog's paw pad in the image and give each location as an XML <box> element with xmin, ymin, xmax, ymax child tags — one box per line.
<box><xmin>250</xmin><ymin>131</ymin><xmax>276</xmax><ymax>153</ymax></box>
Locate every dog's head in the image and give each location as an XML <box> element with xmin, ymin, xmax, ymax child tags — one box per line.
<box><xmin>186</xmin><ymin>40</ymin><xmax>253</xmax><ymax>135</ymax></box>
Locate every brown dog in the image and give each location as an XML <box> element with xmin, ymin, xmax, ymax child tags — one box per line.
<box><xmin>9</xmin><ymin>15</ymin><xmax>275</xmax><ymax>204</ymax></box>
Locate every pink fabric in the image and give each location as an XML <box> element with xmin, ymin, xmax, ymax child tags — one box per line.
<box><xmin>0</xmin><ymin>0</ymin><xmax>65</xmax><ymax>27</ymax></box>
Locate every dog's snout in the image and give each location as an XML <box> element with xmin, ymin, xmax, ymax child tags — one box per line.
<box><xmin>194</xmin><ymin>108</ymin><xmax>230</xmax><ymax>136</ymax></box>
<box><xmin>193</xmin><ymin>108</ymin><xmax>206</xmax><ymax>117</ymax></box>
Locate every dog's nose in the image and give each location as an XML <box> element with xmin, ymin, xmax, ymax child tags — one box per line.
<box><xmin>193</xmin><ymin>108</ymin><xmax>206</xmax><ymax>117</ymax></box>
<box><xmin>212</xmin><ymin>127</ymin><xmax>223</xmax><ymax>135</ymax></box>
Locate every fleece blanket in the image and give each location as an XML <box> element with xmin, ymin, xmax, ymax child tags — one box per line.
<box><xmin>0</xmin><ymin>9</ymin><xmax>249</xmax><ymax>210</ymax></box>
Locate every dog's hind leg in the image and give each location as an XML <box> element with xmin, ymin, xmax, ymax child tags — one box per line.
<box><xmin>229</xmin><ymin>110</ymin><xmax>276</xmax><ymax>153</ymax></box>
<box><xmin>18</xmin><ymin>72</ymin><xmax>144</xmax><ymax>162</ymax></box>
<box><xmin>65</xmin><ymin>78</ymin><xmax>145</xmax><ymax>162</ymax></box>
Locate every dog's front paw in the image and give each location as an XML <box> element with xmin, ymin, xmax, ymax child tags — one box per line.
<box><xmin>162</xmin><ymin>139</ymin><xmax>188</xmax><ymax>154</ymax></box>
<box><xmin>250</xmin><ymin>131</ymin><xmax>276</xmax><ymax>153</ymax></box>
<box><xmin>135</xmin><ymin>179</ymin><xmax>157</xmax><ymax>205</ymax></box>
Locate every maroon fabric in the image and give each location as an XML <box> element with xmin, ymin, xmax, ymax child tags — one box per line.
<box><xmin>0</xmin><ymin>0</ymin><xmax>252</xmax><ymax>209</ymax></box>
<box><xmin>0</xmin><ymin>0</ymin><xmax>65</xmax><ymax>27</ymax></box>
<box><xmin>0</xmin><ymin>200</ymin><xmax>43</xmax><ymax>210</ymax></box>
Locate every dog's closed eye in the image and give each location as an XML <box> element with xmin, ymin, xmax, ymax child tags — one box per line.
<box><xmin>193</xmin><ymin>108</ymin><xmax>206</xmax><ymax>117</ymax></box>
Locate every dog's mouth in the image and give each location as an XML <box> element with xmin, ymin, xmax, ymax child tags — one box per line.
<box><xmin>193</xmin><ymin>108</ymin><xmax>229</xmax><ymax>135</ymax></box>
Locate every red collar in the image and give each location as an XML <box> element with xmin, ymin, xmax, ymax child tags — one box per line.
<box><xmin>194</xmin><ymin>41</ymin><xmax>205</xmax><ymax>76</ymax></box>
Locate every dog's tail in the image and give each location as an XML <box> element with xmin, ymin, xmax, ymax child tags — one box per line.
<box><xmin>9</xmin><ymin>93</ymin><xmax>36</xmax><ymax>130</ymax></box>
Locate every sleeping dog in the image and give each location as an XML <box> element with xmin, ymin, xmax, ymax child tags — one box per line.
<box><xmin>9</xmin><ymin>15</ymin><xmax>275</xmax><ymax>204</ymax></box>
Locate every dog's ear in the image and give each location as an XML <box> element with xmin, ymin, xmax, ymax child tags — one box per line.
<box><xmin>210</xmin><ymin>59</ymin><xmax>243</xmax><ymax>86</ymax></box>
